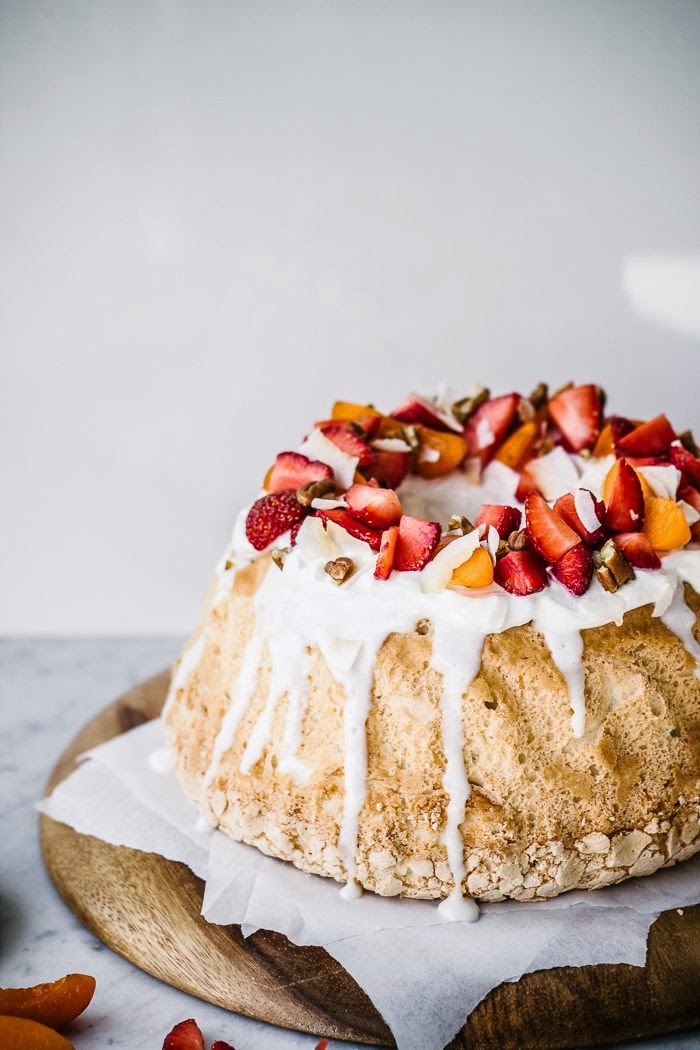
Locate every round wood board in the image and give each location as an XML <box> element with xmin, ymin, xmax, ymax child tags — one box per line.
<box><xmin>41</xmin><ymin>672</ymin><xmax>700</xmax><ymax>1050</ymax></box>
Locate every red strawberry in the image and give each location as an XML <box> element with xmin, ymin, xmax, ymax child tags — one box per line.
<box><xmin>317</xmin><ymin>508</ymin><xmax>383</xmax><ymax>551</ymax></box>
<box><xmin>553</xmin><ymin>489</ymin><xmax>606</xmax><ymax>546</ymax></box>
<box><xmin>494</xmin><ymin>550</ymin><xmax>548</xmax><ymax>595</ymax></box>
<box><xmin>316</xmin><ymin>415</ymin><xmax>382</xmax><ymax>438</ymax></box>
<box><xmin>346</xmin><ymin>483</ymin><xmax>402</xmax><ymax>529</ymax></box>
<box><xmin>616</xmin><ymin>414</ymin><xmax>676</xmax><ymax>457</ymax></box>
<box><xmin>524</xmin><ymin>492</ymin><xmax>580</xmax><ymax>564</ymax></box>
<box><xmin>678</xmin><ymin>483</ymin><xmax>700</xmax><ymax>540</ymax></box>
<box><xmin>547</xmin><ymin>384</ymin><xmax>601</xmax><ymax>452</ymax></box>
<box><xmin>267</xmin><ymin>451</ymin><xmax>333</xmax><ymax>494</ymax></box>
<box><xmin>367</xmin><ymin>449</ymin><xmax>411</xmax><ymax>488</ymax></box>
<box><xmin>391</xmin><ymin>394</ymin><xmax>462</xmax><ymax>433</ymax></box>
<box><xmin>604</xmin><ymin>458</ymin><xmax>645</xmax><ymax>533</ymax></box>
<box><xmin>474</xmin><ymin>504</ymin><xmax>522</xmax><ymax>539</ymax></box>
<box><xmin>613</xmin><ymin>532</ymin><xmax>662</xmax><ymax>570</ymax></box>
<box><xmin>551</xmin><ymin>543</ymin><xmax>593</xmax><ymax>595</ymax></box>
<box><xmin>393</xmin><ymin>515</ymin><xmax>441</xmax><ymax>571</ymax></box>
<box><xmin>163</xmin><ymin>1019</ymin><xmax>205</xmax><ymax>1050</ymax></box>
<box><xmin>211</xmin><ymin>1043</ymin><xmax>236</xmax><ymax>1050</ymax></box>
<box><xmin>315</xmin><ymin>1042</ymin><xmax>330</xmax><ymax>1050</ymax></box>
<box><xmin>610</xmin><ymin>416</ymin><xmax>635</xmax><ymax>447</ymax></box>
<box><xmin>622</xmin><ymin>455</ymin><xmax>669</xmax><ymax>468</ymax></box>
<box><xmin>245</xmin><ymin>493</ymin><xmax>307</xmax><ymax>551</ymax></box>
<box><xmin>670</xmin><ymin>444</ymin><xmax>700</xmax><ymax>489</ymax></box>
<box><xmin>318</xmin><ymin>423</ymin><xmax>373</xmax><ymax>466</ymax></box>
<box><xmin>374</xmin><ymin>524</ymin><xmax>399</xmax><ymax>580</ymax></box>
<box><xmin>516</xmin><ymin>469</ymin><xmax>538</xmax><ymax>502</ymax></box>
<box><xmin>464</xmin><ymin>393</ymin><xmax>520</xmax><ymax>462</ymax></box>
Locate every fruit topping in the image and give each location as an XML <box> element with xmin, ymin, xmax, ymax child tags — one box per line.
<box><xmin>421</xmin><ymin>530</ymin><xmax>481</xmax><ymax>590</ymax></box>
<box><xmin>474</xmin><ymin>504</ymin><xmax>522</xmax><ymax>540</ymax></box>
<box><xmin>450</xmin><ymin>544</ymin><xmax>494</xmax><ymax>588</ymax></box>
<box><xmin>324</xmin><ymin>556</ymin><xmax>355</xmax><ymax>584</ymax></box>
<box><xmin>524</xmin><ymin>492</ymin><xmax>580</xmax><ymax>563</ymax></box>
<box><xmin>394</xmin><ymin>515</ymin><xmax>442</xmax><ymax>572</ymax></box>
<box><xmin>0</xmin><ymin>974</ymin><xmax>95</xmax><ymax>1029</ymax></box>
<box><xmin>391</xmin><ymin>393</ymin><xmax>462</xmax><ymax>433</ymax></box>
<box><xmin>613</xmin><ymin>531</ymin><xmax>662</xmax><ymax>570</ymax></box>
<box><xmin>594</xmin><ymin>539</ymin><xmax>635</xmax><ymax>593</ymax></box>
<box><xmin>464</xmin><ymin>393</ymin><xmax>520</xmax><ymax>463</ymax></box>
<box><xmin>493</xmin><ymin>420</ymin><xmax>538</xmax><ymax>471</ymax></box>
<box><xmin>345</xmin><ymin>484</ymin><xmax>403</xmax><ymax>529</ymax></box>
<box><xmin>616</xmin><ymin>414</ymin><xmax>676</xmax><ymax>457</ymax></box>
<box><xmin>211</xmin><ymin>1043</ymin><xmax>236</xmax><ymax>1050</ymax></box>
<box><xmin>366</xmin><ymin>449</ymin><xmax>411</xmax><ymax>488</ymax></box>
<box><xmin>331</xmin><ymin>400</ymin><xmax>382</xmax><ymax>422</ymax></box>
<box><xmin>551</xmin><ymin>543</ymin><xmax>594</xmax><ymax>596</ymax></box>
<box><xmin>246</xmin><ymin>493</ymin><xmax>307</xmax><ymax>551</ymax></box>
<box><xmin>318</xmin><ymin>423</ymin><xmax>374</xmax><ymax>466</ymax></box>
<box><xmin>525</xmin><ymin>446</ymin><xmax>581</xmax><ymax>501</ymax></box>
<box><xmin>414</xmin><ymin>425</ymin><xmax>469</xmax><ymax>478</ymax></box>
<box><xmin>163</xmin><ymin>1018</ymin><xmax>205</xmax><ymax>1050</ymax></box>
<box><xmin>452</xmin><ymin>386</ymin><xmax>490</xmax><ymax>423</ymax></box>
<box><xmin>642</xmin><ymin>497</ymin><xmax>691</xmax><ymax>551</ymax></box>
<box><xmin>266</xmin><ymin>451</ymin><xmax>333</xmax><ymax>494</ymax></box>
<box><xmin>374</xmin><ymin>525</ymin><xmax>399</xmax><ymax>580</ymax></box>
<box><xmin>317</xmin><ymin>508</ymin><xmax>384</xmax><ymax>551</ymax></box>
<box><xmin>547</xmin><ymin>384</ymin><xmax>601</xmax><ymax>452</ymax></box>
<box><xmin>603</xmin><ymin>459</ymin><xmax>645</xmax><ymax>533</ymax></box>
<box><xmin>670</xmin><ymin>443</ymin><xmax>700</xmax><ymax>489</ymax></box>
<box><xmin>553</xmin><ymin>489</ymin><xmax>605</xmax><ymax>546</ymax></box>
<box><xmin>494</xmin><ymin>549</ymin><xmax>548</xmax><ymax>595</ymax></box>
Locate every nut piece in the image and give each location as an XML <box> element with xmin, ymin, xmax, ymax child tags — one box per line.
<box><xmin>528</xmin><ymin>382</ymin><xmax>549</xmax><ymax>410</ymax></box>
<box><xmin>507</xmin><ymin>529</ymin><xmax>529</xmax><ymax>551</ymax></box>
<box><xmin>452</xmin><ymin>386</ymin><xmax>490</xmax><ymax>424</ymax></box>
<box><xmin>324</xmin><ymin>556</ymin><xmax>354</xmax><ymax>584</ymax></box>
<box><xmin>517</xmin><ymin>398</ymin><xmax>536</xmax><ymax>423</ymax></box>
<box><xmin>415</xmin><ymin>618</ymin><xmax>431</xmax><ymax>635</ymax></box>
<box><xmin>271</xmin><ymin>547</ymin><xmax>291</xmax><ymax>571</ymax></box>
<box><xmin>297</xmin><ymin>478</ymin><xmax>337</xmax><ymax>506</ymax></box>
<box><xmin>594</xmin><ymin>539</ymin><xmax>635</xmax><ymax>592</ymax></box>
<box><xmin>678</xmin><ymin>429</ymin><xmax>699</xmax><ymax>456</ymax></box>
<box><xmin>448</xmin><ymin>515</ymin><xmax>475</xmax><ymax>535</ymax></box>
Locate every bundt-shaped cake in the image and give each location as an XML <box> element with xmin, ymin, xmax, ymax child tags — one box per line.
<box><xmin>164</xmin><ymin>384</ymin><xmax>700</xmax><ymax>918</ymax></box>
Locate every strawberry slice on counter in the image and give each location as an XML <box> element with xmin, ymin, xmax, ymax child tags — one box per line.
<box><xmin>464</xmin><ymin>393</ymin><xmax>520</xmax><ymax>463</ymax></box>
<box><xmin>163</xmin><ymin>1019</ymin><xmax>205</xmax><ymax>1050</ymax></box>
<box><xmin>551</xmin><ymin>543</ymin><xmax>594</xmax><ymax>595</ymax></box>
<box><xmin>346</xmin><ymin>483</ymin><xmax>403</xmax><ymax>528</ymax></box>
<box><xmin>553</xmin><ymin>489</ymin><xmax>606</xmax><ymax>546</ymax></box>
<box><xmin>524</xmin><ymin>491</ymin><xmax>580</xmax><ymax>563</ymax></box>
<box><xmin>603</xmin><ymin>458</ymin><xmax>645</xmax><ymax>533</ymax></box>
<box><xmin>393</xmin><ymin>515</ymin><xmax>441</xmax><ymax>571</ymax></box>
<box><xmin>474</xmin><ymin>504</ymin><xmax>522</xmax><ymax>539</ymax></box>
<box><xmin>318</xmin><ymin>423</ymin><xmax>374</xmax><ymax>466</ymax></box>
<box><xmin>547</xmin><ymin>384</ymin><xmax>601</xmax><ymax>453</ymax></box>
<box><xmin>367</xmin><ymin>449</ymin><xmax>412</xmax><ymax>488</ymax></box>
<box><xmin>245</xmin><ymin>493</ymin><xmax>308</xmax><ymax>551</ymax></box>
<box><xmin>494</xmin><ymin>550</ymin><xmax>548</xmax><ymax>595</ymax></box>
<box><xmin>616</xmin><ymin>414</ymin><xmax>676</xmax><ymax>457</ymax></box>
<box><xmin>266</xmin><ymin>451</ymin><xmax>333</xmax><ymax>494</ymax></box>
<box><xmin>613</xmin><ymin>532</ymin><xmax>662</xmax><ymax>570</ymax></box>
<box><xmin>374</xmin><ymin>524</ymin><xmax>399</xmax><ymax>580</ymax></box>
<box><xmin>390</xmin><ymin>394</ymin><xmax>462</xmax><ymax>433</ymax></box>
<box><xmin>670</xmin><ymin>444</ymin><xmax>700</xmax><ymax>489</ymax></box>
<box><xmin>317</xmin><ymin>508</ymin><xmax>384</xmax><ymax>551</ymax></box>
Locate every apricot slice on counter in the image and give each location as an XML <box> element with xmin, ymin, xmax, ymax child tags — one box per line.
<box><xmin>450</xmin><ymin>545</ymin><xmax>494</xmax><ymax>588</ymax></box>
<box><xmin>0</xmin><ymin>973</ymin><xmax>95</xmax><ymax>1029</ymax></box>
<box><xmin>0</xmin><ymin>1015</ymin><xmax>75</xmax><ymax>1049</ymax></box>
<box><xmin>414</xmin><ymin>425</ymin><xmax>469</xmax><ymax>478</ymax></box>
<box><xmin>494</xmin><ymin>421</ymin><xmax>538</xmax><ymax>471</ymax></box>
<box><xmin>643</xmin><ymin>497</ymin><xmax>691</xmax><ymax>551</ymax></box>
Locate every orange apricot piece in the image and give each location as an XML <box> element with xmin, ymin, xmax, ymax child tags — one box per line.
<box><xmin>643</xmin><ymin>497</ymin><xmax>691</xmax><ymax>551</ymax></box>
<box><xmin>0</xmin><ymin>1015</ymin><xmax>74</xmax><ymax>1049</ymax></box>
<box><xmin>415</xmin><ymin>425</ymin><xmax>469</xmax><ymax>479</ymax></box>
<box><xmin>593</xmin><ymin>422</ymin><xmax>615</xmax><ymax>457</ymax></box>
<box><xmin>494</xmin><ymin>421</ymin><xmax>538</xmax><ymax>471</ymax></box>
<box><xmin>331</xmin><ymin>401</ymin><xmax>382</xmax><ymax>421</ymax></box>
<box><xmin>450</xmin><ymin>545</ymin><xmax>494</xmax><ymax>588</ymax></box>
<box><xmin>0</xmin><ymin>973</ymin><xmax>95</xmax><ymax>1029</ymax></box>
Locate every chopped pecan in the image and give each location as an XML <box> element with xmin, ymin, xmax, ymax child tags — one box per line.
<box><xmin>528</xmin><ymin>382</ymin><xmax>549</xmax><ymax>410</ymax></box>
<box><xmin>594</xmin><ymin>539</ymin><xmax>634</xmax><ymax>592</ymax></box>
<box><xmin>678</xmin><ymin>430</ymin><xmax>699</xmax><ymax>457</ymax></box>
<box><xmin>447</xmin><ymin>514</ymin><xmax>475</xmax><ymax>535</ymax></box>
<box><xmin>452</xmin><ymin>386</ymin><xmax>490</xmax><ymax>424</ymax></box>
<box><xmin>415</xmin><ymin>618</ymin><xmax>432</xmax><ymax>635</ymax></box>
<box><xmin>297</xmin><ymin>478</ymin><xmax>337</xmax><ymax>506</ymax></box>
<box><xmin>507</xmin><ymin>529</ymin><xmax>529</xmax><ymax>551</ymax></box>
<box><xmin>324</xmin><ymin>556</ymin><xmax>354</xmax><ymax>584</ymax></box>
<box><xmin>271</xmin><ymin>547</ymin><xmax>291</xmax><ymax>571</ymax></box>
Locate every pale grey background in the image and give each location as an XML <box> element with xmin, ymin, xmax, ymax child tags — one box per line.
<box><xmin>2</xmin><ymin>0</ymin><xmax>699</xmax><ymax>634</ymax></box>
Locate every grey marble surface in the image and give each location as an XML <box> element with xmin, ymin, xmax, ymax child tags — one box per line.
<box><xmin>0</xmin><ymin>638</ymin><xmax>698</xmax><ymax>1050</ymax></box>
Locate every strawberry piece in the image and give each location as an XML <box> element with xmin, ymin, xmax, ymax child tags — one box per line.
<box><xmin>267</xmin><ymin>451</ymin><xmax>333</xmax><ymax>494</ymax></box>
<box><xmin>524</xmin><ymin>492</ymin><xmax>580</xmax><ymax>564</ymax></box>
<box><xmin>464</xmin><ymin>393</ymin><xmax>520</xmax><ymax>462</ymax></box>
<box><xmin>494</xmin><ymin>550</ymin><xmax>548</xmax><ymax>595</ymax></box>
<box><xmin>547</xmin><ymin>384</ymin><xmax>601</xmax><ymax>453</ymax></box>
<box><xmin>670</xmin><ymin>444</ymin><xmax>700</xmax><ymax>489</ymax></box>
<box><xmin>163</xmin><ymin>1019</ymin><xmax>205</xmax><ymax>1050</ymax></box>
<box><xmin>516</xmin><ymin>469</ymin><xmax>538</xmax><ymax>502</ymax></box>
<box><xmin>393</xmin><ymin>515</ymin><xmax>441</xmax><ymax>571</ymax></box>
<box><xmin>245</xmin><ymin>493</ymin><xmax>307</xmax><ymax>551</ymax></box>
<box><xmin>679</xmin><ymin>483</ymin><xmax>700</xmax><ymax>540</ymax></box>
<box><xmin>616</xmin><ymin>414</ymin><xmax>676</xmax><ymax>457</ymax></box>
<box><xmin>211</xmin><ymin>1043</ymin><xmax>236</xmax><ymax>1050</ymax></box>
<box><xmin>346</xmin><ymin>484</ymin><xmax>402</xmax><ymax>529</ymax></box>
<box><xmin>551</xmin><ymin>543</ymin><xmax>593</xmax><ymax>595</ymax></box>
<box><xmin>610</xmin><ymin>416</ymin><xmax>635</xmax><ymax>448</ymax></box>
<box><xmin>613</xmin><ymin>532</ymin><xmax>662</xmax><ymax>570</ymax></box>
<box><xmin>553</xmin><ymin>490</ymin><xmax>606</xmax><ymax>546</ymax></box>
<box><xmin>367</xmin><ymin>449</ymin><xmax>411</xmax><ymax>488</ymax></box>
<box><xmin>374</xmin><ymin>525</ymin><xmax>399</xmax><ymax>580</ymax></box>
<box><xmin>474</xmin><ymin>504</ymin><xmax>522</xmax><ymax>539</ymax></box>
<box><xmin>390</xmin><ymin>394</ymin><xmax>462</xmax><ymax>433</ymax></box>
<box><xmin>604</xmin><ymin>458</ymin><xmax>645</xmax><ymax>533</ymax></box>
<box><xmin>317</xmin><ymin>508</ymin><xmax>384</xmax><ymax>551</ymax></box>
<box><xmin>318</xmin><ymin>423</ymin><xmax>373</xmax><ymax>466</ymax></box>
<box><xmin>315</xmin><ymin>1042</ymin><xmax>330</xmax><ymax>1050</ymax></box>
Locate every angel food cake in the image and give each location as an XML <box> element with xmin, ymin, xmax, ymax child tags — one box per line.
<box><xmin>164</xmin><ymin>383</ymin><xmax>700</xmax><ymax>919</ymax></box>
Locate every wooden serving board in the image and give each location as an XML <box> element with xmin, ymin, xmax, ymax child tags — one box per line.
<box><xmin>41</xmin><ymin>672</ymin><xmax>700</xmax><ymax>1049</ymax></box>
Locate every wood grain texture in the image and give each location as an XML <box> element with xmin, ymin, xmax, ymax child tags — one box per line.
<box><xmin>41</xmin><ymin>672</ymin><xmax>700</xmax><ymax>1049</ymax></box>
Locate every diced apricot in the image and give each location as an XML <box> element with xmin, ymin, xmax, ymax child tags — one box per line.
<box><xmin>331</xmin><ymin>401</ymin><xmax>382</xmax><ymax>421</ymax></box>
<box><xmin>643</xmin><ymin>497</ymin><xmax>691</xmax><ymax>551</ymax></box>
<box><xmin>450</xmin><ymin>545</ymin><xmax>494</xmax><ymax>588</ymax></box>
<box><xmin>603</xmin><ymin>459</ymin><xmax>654</xmax><ymax>504</ymax></box>
<box><xmin>494</xmin><ymin>421</ymin><xmax>538</xmax><ymax>471</ymax></box>
<box><xmin>0</xmin><ymin>974</ymin><xmax>95</xmax><ymax>1030</ymax></box>
<box><xmin>593</xmin><ymin>422</ymin><xmax>614</xmax><ymax>457</ymax></box>
<box><xmin>263</xmin><ymin>464</ymin><xmax>274</xmax><ymax>491</ymax></box>
<box><xmin>415</xmin><ymin>425</ymin><xmax>468</xmax><ymax>479</ymax></box>
<box><xmin>0</xmin><ymin>1016</ymin><xmax>75</xmax><ymax>1049</ymax></box>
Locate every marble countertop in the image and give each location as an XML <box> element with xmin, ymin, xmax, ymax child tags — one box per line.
<box><xmin>1</xmin><ymin>638</ymin><xmax>698</xmax><ymax>1050</ymax></box>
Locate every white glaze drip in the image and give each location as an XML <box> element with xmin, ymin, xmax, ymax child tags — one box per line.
<box><xmin>162</xmin><ymin>634</ymin><xmax>205</xmax><ymax>719</ymax></box>
<box><xmin>278</xmin><ymin>644</ymin><xmax>313</xmax><ymax>784</ymax></box>
<box><xmin>660</xmin><ymin>583</ymin><xmax>700</xmax><ymax>677</ymax></box>
<box><xmin>538</xmin><ymin>628</ymin><xmax>586</xmax><ymax>738</ymax></box>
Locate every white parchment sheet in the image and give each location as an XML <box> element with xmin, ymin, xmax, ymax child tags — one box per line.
<box><xmin>39</xmin><ymin>719</ymin><xmax>700</xmax><ymax>1050</ymax></box>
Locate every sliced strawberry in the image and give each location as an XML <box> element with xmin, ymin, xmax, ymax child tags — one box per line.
<box><xmin>163</xmin><ymin>1019</ymin><xmax>205</xmax><ymax>1050</ymax></box>
<box><xmin>670</xmin><ymin>444</ymin><xmax>700</xmax><ymax>489</ymax></box>
<box><xmin>613</xmin><ymin>532</ymin><xmax>662</xmax><ymax>570</ymax></box>
<box><xmin>553</xmin><ymin>489</ymin><xmax>606</xmax><ymax>546</ymax></box>
<box><xmin>266</xmin><ymin>451</ymin><xmax>333</xmax><ymax>494</ymax></box>
<box><xmin>315</xmin><ymin>1042</ymin><xmax>330</xmax><ymax>1050</ymax></box>
<box><xmin>289</xmin><ymin>519</ymin><xmax>304</xmax><ymax>547</ymax></box>
<box><xmin>610</xmin><ymin>416</ymin><xmax>636</xmax><ymax>448</ymax></box>
<box><xmin>604</xmin><ymin>458</ymin><xmax>645</xmax><ymax>533</ymax></box>
<box><xmin>346</xmin><ymin>483</ymin><xmax>402</xmax><ymax>529</ymax></box>
<box><xmin>245</xmin><ymin>493</ymin><xmax>307</xmax><ymax>551</ymax></box>
<box><xmin>318</xmin><ymin>423</ymin><xmax>373</xmax><ymax>467</ymax></box>
<box><xmin>464</xmin><ymin>393</ymin><xmax>520</xmax><ymax>462</ymax></box>
<box><xmin>317</xmin><ymin>415</ymin><xmax>381</xmax><ymax>438</ymax></box>
<box><xmin>616</xmin><ymin>414</ymin><xmax>676</xmax><ymax>457</ymax></box>
<box><xmin>547</xmin><ymin>384</ymin><xmax>601</xmax><ymax>453</ymax></box>
<box><xmin>516</xmin><ymin>469</ymin><xmax>538</xmax><ymax>502</ymax></box>
<box><xmin>211</xmin><ymin>1043</ymin><xmax>235</xmax><ymax>1050</ymax></box>
<box><xmin>393</xmin><ymin>515</ymin><xmax>441</xmax><ymax>571</ymax></box>
<box><xmin>317</xmin><ymin>508</ymin><xmax>383</xmax><ymax>551</ymax></box>
<box><xmin>551</xmin><ymin>543</ymin><xmax>593</xmax><ymax>595</ymax></box>
<box><xmin>623</xmin><ymin>455</ymin><xmax>669</xmax><ymax>468</ymax></box>
<box><xmin>474</xmin><ymin>504</ymin><xmax>522</xmax><ymax>539</ymax></box>
<box><xmin>367</xmin><ymin>449</ymin><xmax>411</xmax><ymax>488</ymax></box>
<box><xmin>374</xmin><ymin>524</ymin><xmax>399</xmax><ymax>580</ymax></box>
<box><xmin>524</xmin><ymin>492</ymin><xmax>580</xmax><ymax>564</ymax></box>
<box><xmin>390</xmin><ymin>394</ymin><xmax>462</xmax><ymax>433</ymax></box>
<box><xmin>494</xmin><ymin>550</ymin><xmax>548</xmax><ymax>595</ymax></box>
